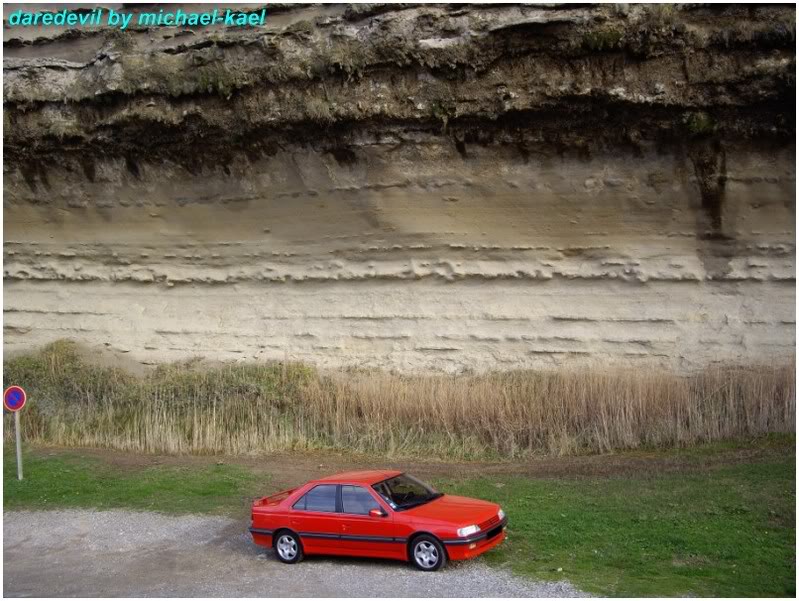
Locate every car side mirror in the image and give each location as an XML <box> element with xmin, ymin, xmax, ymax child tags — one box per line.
<box><xmin>369</xmin><ymin>508</ymin><xmax>387</xmax><ymax>518</ymax></box>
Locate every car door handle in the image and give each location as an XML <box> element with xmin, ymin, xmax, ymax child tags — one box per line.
<box><xmin>341</xmin><ymin>524</ymin><xmax>348</xmax><ymax>532</ymax></box>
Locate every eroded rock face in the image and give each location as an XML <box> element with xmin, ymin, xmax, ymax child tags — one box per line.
<box><xmin>3</xmin><ymin>3</ymin><xmax>795</xmax><ymax>372</ymax></box>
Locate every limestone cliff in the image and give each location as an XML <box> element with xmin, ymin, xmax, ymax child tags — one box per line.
<box><xmin>3</xmin><ymin>3</ymin><xmax>796</xmax><ymax>372</ymax></box>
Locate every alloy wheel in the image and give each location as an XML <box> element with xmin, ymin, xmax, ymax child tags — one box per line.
<box><xmin>276</xmin><ymin>535</ymin><xmax>298</xmax><ymax>561</ymax></box>
<box><xmin>414</xmin><ymin>541</ymin><xmax>439</xmax><ymax>568</ymax></box>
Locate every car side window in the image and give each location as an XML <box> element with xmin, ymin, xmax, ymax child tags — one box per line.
<box><xmin>293</xmin><ymin>484</ymin><xmax>337</xmax><ymax>513</ymax></box>
<box><xmin>341</xmin><ymin>485</ymin><xmax>381</xmax><ymax>515</ymax></box>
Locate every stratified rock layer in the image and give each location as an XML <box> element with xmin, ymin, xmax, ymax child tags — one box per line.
<box><xmin>3</xmin><ymin>3</ymin><xmax>795</xmax><ymax>372</ymax></box>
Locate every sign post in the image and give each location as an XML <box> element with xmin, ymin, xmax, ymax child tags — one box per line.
<box><xmin>4</xmin><ymin>386</ymin><xmax>27</xmax><ymax>480</ymax></box>
<box><xmin>14</xmin><ymin>411</ymin><xmax>23</xmax><ymax>480</ymax></box>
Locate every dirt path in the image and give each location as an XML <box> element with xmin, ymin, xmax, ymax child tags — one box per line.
<box><xmin>3</xmin><ymin>510</ymin><xmax>588</xmax><ymax>598</ymax></box>
<box><xmin>57</xmin><ymin>442</ymin><xmax>780</xmax><ymax>486</ymax></box>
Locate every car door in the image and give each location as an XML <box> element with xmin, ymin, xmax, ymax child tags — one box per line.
<box><xmin>337</xmin><ymin>485</ymin><xmax>403</xmax><ymax>559</ymax></box>
<box><xmin>289</xmin><ymin>484</ymin><xmax>341</xmax><ymax>553</ymax></box>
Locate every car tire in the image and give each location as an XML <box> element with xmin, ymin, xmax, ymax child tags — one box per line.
<box><xmin>273</xmin><ymin>530</ymin><xmax>304</xmax><ymax>564</ymax></box>
<box><xmin>410</xmin><ymin>534</ymin><xmax>447</xmax><ymax>571</ymax></box>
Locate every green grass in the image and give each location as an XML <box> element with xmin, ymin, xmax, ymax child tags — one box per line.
<box><xmin>4</xmin><ymin>443</ymin><xmax>794</xmax><ymax>597</ymax></box>
<box><xmin>3</xmin><ymin>450</ymin><xmax>263</xmax><ymax>516</ymax></box>
<box><xmin>439</xmin><ymin>457</ymin><xmax>795</xmax><ymax>597</ymax></box>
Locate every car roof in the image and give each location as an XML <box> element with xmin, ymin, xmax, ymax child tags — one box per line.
<box><xmin>312</xmin><ymin>470</ymin><xmax>402</xmax><ymax>485</ymax></box>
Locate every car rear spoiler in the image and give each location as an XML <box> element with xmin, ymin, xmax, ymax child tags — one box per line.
<box><xmin>254</xmin><ymin>488</ymin><xmax>296</xmax><ymax>506</ymax></box>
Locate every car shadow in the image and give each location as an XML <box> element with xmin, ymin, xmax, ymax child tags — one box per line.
<box><xmin>223</xmin><ymin>526</ymin><xmax>471</xmax><ymax>572</ymax></box>
<box><xmin>277</xmin><ymin>550</ymin><xmax>473</xmax><ymax>573</ymax></box>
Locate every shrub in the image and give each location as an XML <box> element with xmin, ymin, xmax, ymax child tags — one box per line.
<box><xmin>4</xmin><ymin>340</ymin><xmax>794</xmax><ymax>459</ymax></box>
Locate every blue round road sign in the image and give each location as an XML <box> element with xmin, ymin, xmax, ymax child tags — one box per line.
<box><xmin>4</xmin><ymin>386</ymin><xmax>26</xmax><ymax>412</ymax></box>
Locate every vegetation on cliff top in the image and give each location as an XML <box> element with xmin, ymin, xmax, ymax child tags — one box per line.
<box><xmin>3</xmin><ymin>340</ymin><xmax>794</xmax><ymax>459</ymax></box>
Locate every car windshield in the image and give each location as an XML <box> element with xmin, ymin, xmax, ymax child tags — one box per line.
<box><xmin>372</xmin><ymin>474</ymin><xmax>442</xmax><ymax>511</ymax></box>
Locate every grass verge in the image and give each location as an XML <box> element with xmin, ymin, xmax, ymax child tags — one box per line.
<box><xmin>440</xmin><ymin>457</ymin><xmax>795</xmax><ymax>596</ymax></box>
<box><xmin>3</xmin><ymin>449</ymin><xmax>262</xmax><ymax>515</ymax></box>
<box><xmin>3</xmin><ymin>440</ymin><xmax>794</xmax><ymax>597</ymax></box>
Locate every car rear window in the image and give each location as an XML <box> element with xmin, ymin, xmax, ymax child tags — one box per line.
<box><xmin>293</xmin><ymin>484</ymin><xmax>337</xmax><ymax>512</ymax></box>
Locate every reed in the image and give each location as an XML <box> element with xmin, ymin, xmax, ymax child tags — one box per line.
<box><xmin>3</xmin><ymin>340</ymin><xmax>794</xmax><ymax>459</ymax></box>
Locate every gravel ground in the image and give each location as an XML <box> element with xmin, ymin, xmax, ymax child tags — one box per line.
<box><xmin>4</xmin><ymin>509</ymin><xmax>589</xmax><ymax>597</ymax></box>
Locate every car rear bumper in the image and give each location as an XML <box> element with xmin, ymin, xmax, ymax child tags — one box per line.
<box><xmin>249</xmin><ymin>527</ymin><xmax>273</xmax><ymax>547</ymax></box>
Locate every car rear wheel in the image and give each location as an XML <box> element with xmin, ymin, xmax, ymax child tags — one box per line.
<box><xmin>274</xmin><ymin>530</ymin><xmax>304</xmax><ymax>564</ymax></box>
<box><xmin>410</xmin><ymin>535</ymin><xmax>447</xmax><ymax>571</ymax></box>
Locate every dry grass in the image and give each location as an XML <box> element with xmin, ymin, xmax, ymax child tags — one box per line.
<box><xmin>3</xmin><ymin>341</ymin><xmax>794</xmax><ymax>459</ymax></box>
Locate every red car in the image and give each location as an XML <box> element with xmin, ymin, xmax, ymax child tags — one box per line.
<box><xmin>249</xmin><ymin>470</ymin><xmax>507</xmax><ymax>571</ymax></box>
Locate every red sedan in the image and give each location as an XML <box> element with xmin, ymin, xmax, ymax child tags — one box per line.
<box><xmin>249</xmin><ymin>470</ymin><xmax>507</xmax><ymax>571</ymax></box>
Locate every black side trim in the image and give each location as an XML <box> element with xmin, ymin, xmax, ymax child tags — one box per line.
<box><xmin>340</xmin><ymin>534</ymin><xmax>407</xmax><ymax>543</ymax></box>
<box><xmin>251</xmin><ymin>521</ymin><xmax>504</xmax><ymax>547</ymax></box>
<box><xmin>296</xmin><ymin>531</ymin><xmax>406</xmax><ymax>543</ymax></box>
<box><xmin>249</xmin><ymin>528</ymin><xmax>273</xmax><ymax>536</ymax></box>
<box><xmin>442</xmin><ymin>517</ymin><xmax>508</xmax><ymax>546</ymax></box>
<box><xmin>298</xmin><ymin>531</ymin><xmax>340</xmax><ymax>540</ymax></box>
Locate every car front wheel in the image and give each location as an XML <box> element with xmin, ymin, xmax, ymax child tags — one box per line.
<box><xmin>410</xmin><ymin>535</ymin><xmax>447</xmax><ymax>571</ymax></box>
<box><xmin>274</xmin><ymin>530</ymin><xmax>304</xmax><ymax>564</ymax></box>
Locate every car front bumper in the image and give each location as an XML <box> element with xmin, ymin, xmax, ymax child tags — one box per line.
<box><xmin>442</xmin><ymin>517</ymin><xmax>507</xmax><ymax>561</ymax></box>
<box><xmin>444</xmin><ymin>527</ymin><xmax>506</xmax><ymax>560</ymax></box>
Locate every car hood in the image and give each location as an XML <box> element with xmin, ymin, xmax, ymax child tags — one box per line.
<box><xmin>402</xmin><ymin>494</ymin><xmax>499</xmax><ymax>525</ymax></box>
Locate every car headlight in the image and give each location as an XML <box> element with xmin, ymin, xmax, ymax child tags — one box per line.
<box><xmin>498</xmin><ymin>508</ymin><xmax>505</xmax><ymax>521</ymax></box>
<box><xmin>457</xmin><ymin>524</ymin><xmax>480</xmax><ymax>537</ymax></box>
